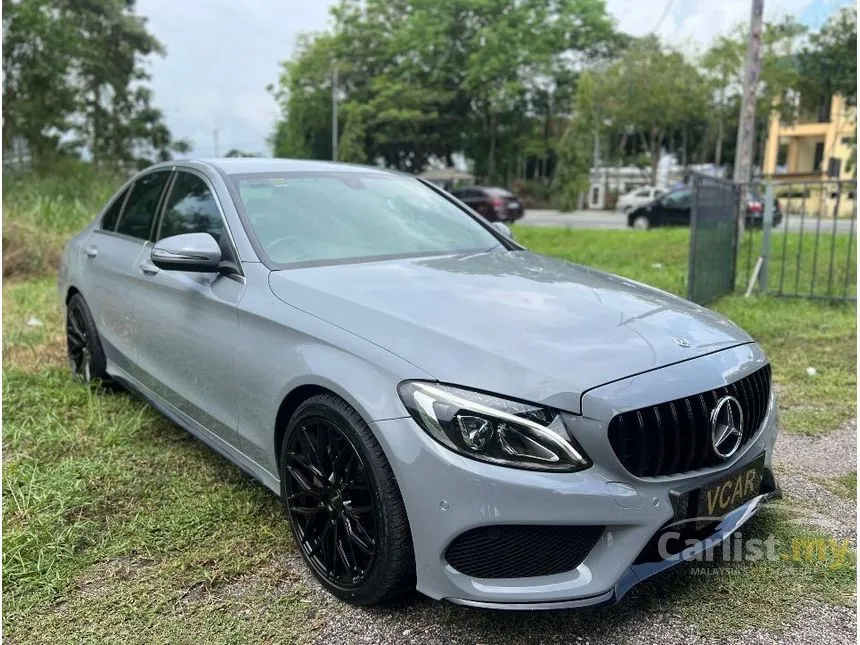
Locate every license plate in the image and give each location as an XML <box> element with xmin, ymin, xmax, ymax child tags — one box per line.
<box><xmin>508</xmin><ymin>201</ymin><xmax>520</xmax><ymax>209</ymax></box>
<box><xmin>696</xmin><ymin>453</ymin><xmax>765</xmax><ymax>523</ymax></box>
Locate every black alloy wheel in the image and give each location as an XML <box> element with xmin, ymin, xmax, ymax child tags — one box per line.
<box><xmin>66</xmin><ymin>293</ymin><xmax>110</xmax><ymax>385</ymax></box>
<box><xmin>284</xmin><ymin>417</ymin><xmax>378</xmax><ymax>587</ymax></box>
<box><xmin>280</xmin><ymin>394</ymin><xmax>415</xmax><ymax>605</ymax></box>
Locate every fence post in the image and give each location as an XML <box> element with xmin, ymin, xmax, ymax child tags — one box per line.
<box><xmin>759</xmin><ymin>180</ymin><xmax>774</xmax><ymax>293</ymax></box>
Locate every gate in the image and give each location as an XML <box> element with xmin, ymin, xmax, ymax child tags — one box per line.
<box><xmin>687</xmin><ymin>174</ymin><xmax>740</xmax><ymax>305</ymax></box>
<box><xmin>737</xmin><ymin>179</ymin><xmax>857</xmax><ymax>302</ymax></box>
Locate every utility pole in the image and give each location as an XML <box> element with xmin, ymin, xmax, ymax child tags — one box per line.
<box><xmin>733</xmin><ymin>0</ymin><xmax>764</xmax><ymax>239</ymax></box>
<box><xmin>213</xmin><ymin>127</ymin><xmax>220</xmax><ymax>157</ymax></box>
<box><xmin>332</xmin><ymin>63</ymin><xmax>338</xmax><ymax>161</ymax></box>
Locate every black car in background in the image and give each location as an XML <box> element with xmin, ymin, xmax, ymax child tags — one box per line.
<box><xmin>627</xmin><ymin>187</ymin><xmax>783</xmax><ymax>230</ymax></box>
<box><xmin>450</xmin><ymin>186</ymin><xmax>524</xmax><ymax>222</ymax></box>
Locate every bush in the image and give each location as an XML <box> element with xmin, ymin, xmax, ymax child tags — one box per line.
<box><xmin>3</xmin><ymin>163</ymin><xmax>124</xmax><ymax>280</ymax></box>
<box><xmin>511</xmin><ymin>179</ymin><xmax>553</xmax><ymax>209</ymax></box>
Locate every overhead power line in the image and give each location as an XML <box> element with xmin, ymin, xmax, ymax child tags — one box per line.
<box><xmin>652</xmin><ymin>0</ymin><xmax>676</xmax><ymax>34</ymax></box>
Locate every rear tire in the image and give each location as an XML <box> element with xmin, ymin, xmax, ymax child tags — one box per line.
<box><xmin>632</xmin><ymin>215</ymin><xmax>651</xmax><ymax>230</ymax></box>
<box><xmin>279</xmin><ymin>394</ymin><xmax>415</xmax><ymax>605</ymax></box>
<box><xmin>66</xmin><ymin>293</ymin><xmax>111</xmax><ymax>386</ymax></box>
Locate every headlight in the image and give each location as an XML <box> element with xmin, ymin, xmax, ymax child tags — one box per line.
<box><xmin>397</xmin><ymin>381</ymin><xmax>590</xmax><ymax>472</ymax></box>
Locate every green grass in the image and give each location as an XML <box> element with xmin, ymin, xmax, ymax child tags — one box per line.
<box><xmin>819</xmin><ymin>472</ymin><xmax>858</xmax><ymax>500</ymax></box>
<box><xmin>738</xmin><ymin>227</ymin><xmax>857</xmax><ymax>299</ymax></box>
<box><xmin>2</xmin><ymin>217</ymin><xmax>856</xmax><ymax>641</ymax></box>
<box><xmin>4</xmin><ymin>165</ymin><xmax>124</xmax><ymax>236</ymax></box>
<box><xmin>3</xmin><ymin>166</ymin><xmax>124</xmax><ymax>279</ymax></box>
<box><xmin>2</xmin><ymin>365</ymin><xmax>313</xmax><ymax>642</ymax></box>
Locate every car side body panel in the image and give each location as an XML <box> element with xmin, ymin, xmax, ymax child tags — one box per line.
<box><xmin>231</xmin><ymin>262</ymin><xmax>432</xmax><ymax>483</ymax></box>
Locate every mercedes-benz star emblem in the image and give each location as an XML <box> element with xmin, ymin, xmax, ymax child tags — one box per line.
<box><xmin>673</xmin><ymin>337</ymin><xmax>691</xmax><ymax>348</ymax></box>
<box><xmin>710</xmin><ymin>396</ymin><xmax>744</xmax><ymax>459</ymax></box>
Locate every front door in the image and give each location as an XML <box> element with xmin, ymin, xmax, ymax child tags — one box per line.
<box><xmin>131</xmin><ymin>170</ymin><xmax>244</xmax><ymax>447</ymax></box>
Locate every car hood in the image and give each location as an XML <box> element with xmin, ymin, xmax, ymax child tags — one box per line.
<box><xmin>268</xmin><ymin>250</ymin><xmax>752</xmax><ymax>413</ymax></box>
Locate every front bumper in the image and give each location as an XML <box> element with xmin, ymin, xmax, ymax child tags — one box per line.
<box><xmin>371</xmin><ymin>344</ymin><xmax>779</xmax><ymax>608</ymax></box>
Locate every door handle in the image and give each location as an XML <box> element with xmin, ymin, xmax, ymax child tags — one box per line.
<box><xmin>84</xmin><ymin>246</ymin><xmax>98</xmax><ymax>258</ymax></box>
<box><xmin>139</xmin><ymin>262</ymin><xmax>160</xmax><ymax>275</ymax></box>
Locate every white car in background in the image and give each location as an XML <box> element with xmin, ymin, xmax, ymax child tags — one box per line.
<box><xmin>616</xmin><ymin>186</ymin><xmax>666</xmax><ymax>213</ymax></box>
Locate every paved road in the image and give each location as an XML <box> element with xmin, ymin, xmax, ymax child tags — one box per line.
<box><xmin>521</xmin><ymin>209</ymin><xmax>857</xmax><ymax>234</ymax></box>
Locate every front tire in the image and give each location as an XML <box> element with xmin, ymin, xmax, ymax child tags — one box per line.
<box><xmin>66</xmin><ymin>293</ymin><xmax>110</xmax><ymax>385</ymax></box>
<box><xmin>279</xmin><ymin>394</ymin><xmax>415</xmax><ymax>605</ymax></box>
<box><xmin>631</xmin><ymin>214</ymin><xmax>651</xmax><ymax>230</ymax></box>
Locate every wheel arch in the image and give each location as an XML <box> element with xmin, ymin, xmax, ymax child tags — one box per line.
<box><xmin>272</xmin><ymin>374</ymin><xmax>401</xmax><ymax>471</ymax></box>
<box><xmin>66</xmin><ymin>285</ymin><xmax>82</xmax><ymax>304</ymax></box>
<box><xmin>274</xmin><ymin>383</ymin><xmax>331</xmax><ymax>468</ymax></box>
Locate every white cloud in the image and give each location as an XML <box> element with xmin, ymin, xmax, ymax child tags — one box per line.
<box><xmin>137</xmin><ymin>0</ymin><xmax>336</xmax><ymax>156</ymax></box>
<box><xmin>607</xmin><ymin>0</ymin><xmax>817</xmax><ymax>53</ymax></box>
<box><xmin>135</xmin><ymin>0</ymin><xmax>839</xmax><ymax>157</ymax></box>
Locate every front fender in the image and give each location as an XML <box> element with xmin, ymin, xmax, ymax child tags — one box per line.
<box><xmin>233</xmin><ymin>266</ymin><xmax>432</xmax><ymax>479</ymax></box>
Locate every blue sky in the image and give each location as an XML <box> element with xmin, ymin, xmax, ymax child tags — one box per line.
<box><xmin>135</xmin><ymin>0</ymin><xmax>854</xmax><ymax>158</ymax></box>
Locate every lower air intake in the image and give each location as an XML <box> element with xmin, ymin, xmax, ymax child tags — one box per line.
<box><xmin>445</xmin><ymin>525</ymin><xmax>604</xmax><ymax>579</ymax></box>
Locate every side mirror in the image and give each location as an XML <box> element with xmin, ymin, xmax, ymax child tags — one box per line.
<box><xmin>492</xmin><ymin>221</ymin><xmax>514</xmax><ymax>240</ymax></box>
<box><xmin>151</xmin><ymin>233</ymin><xmax>221</xmax><ymax>272</ymax></box>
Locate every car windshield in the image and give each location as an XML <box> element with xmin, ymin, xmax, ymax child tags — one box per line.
<box><xmin>485</xmin><ymin>187</ymin><xmax>513</xmax><ymax>197</ymax></box>
<box><xmin>232</xmin><ymin>172</ymin><xmax>500</xmax><ymax>265</ymax></box>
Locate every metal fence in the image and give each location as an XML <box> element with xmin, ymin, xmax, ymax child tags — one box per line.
<box><xmin>688</xmin><ymin>176</ymin><xmax>857</xmax><ymax>304</ymax></box>
<box><xmin>737</xmin><ymin>179</ymin><xmax>857</xmax><ymax>301</ymax></box>
<box><xmin>687</xmin><ymin>173</ymin><xmax>740</xmax><ymax>305</ymax></box>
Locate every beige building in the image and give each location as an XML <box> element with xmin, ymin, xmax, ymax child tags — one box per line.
<box><xmin>763</xmin><ymin>94</ymin><xmax>856</xmax><ymax>216</ymax></box>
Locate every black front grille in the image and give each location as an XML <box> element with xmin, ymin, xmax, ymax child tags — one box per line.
<box><xmin>608</xmin><ymin>364</ymin><xmax>772</xmax><ymax>478</ymax></box>
<box><xmin>444</xmin><ymin>525</ymin><xmax>604</xmax><ymax>579</ymax></box>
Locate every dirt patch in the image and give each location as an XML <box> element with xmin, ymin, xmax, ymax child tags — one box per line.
<box><xmin>773</xmin><ymin>419</ymin><xmax>858</xmax><ymax>478</ymax></box>
<box><xmin>74</xmin><ymin>556</ymin><xmax>158</xmax><ymax>600</ymax></box>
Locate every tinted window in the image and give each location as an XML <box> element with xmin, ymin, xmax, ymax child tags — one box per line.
<box><xmin>158</xmin><ymin>172</ymin><xmax>224</xmax><ymax>242</ymax></box>
<box><xmin>116</xmin><ymin>171</ymin><xmax>170</xmax><ymax>240</ymax></box>
<box><xmin>634</xmin><ymin>189</ymin><xmax>650</xmax><ymax>197</ymax></box>
<box><xmin>101</xmin><ymin>187</ymin><xmax>129</xmax><ymax>231</ymax></box>
<box><xmin>663</xmin><ymin>189</ymin><xmax>691</xmax><ymax>207</ymax></box>
<box><xmin>234</xmin><ymin>173</ymin><xmax>499</xmax><ymax>265</ymax></box>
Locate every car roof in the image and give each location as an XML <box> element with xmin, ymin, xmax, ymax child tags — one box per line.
<box><xmin>149</xmin><ymin>157</ymin><xmax>401</xmax><ymax>177</ymax></box>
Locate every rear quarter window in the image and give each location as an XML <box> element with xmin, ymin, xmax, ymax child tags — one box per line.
<box><xmin>100</xmin><ymin>187</ymin><xmax>129</xmax><ymax>231</ymax></box>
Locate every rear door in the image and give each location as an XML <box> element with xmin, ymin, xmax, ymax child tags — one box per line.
<box><xmin>82</xmin><ymin>171</ymin><xmax>171</xmax><ymax>371</ymax></box>
<box><xmin>131</xmin><ymin>169</ymin><xmax>244</xmax><ymax>447</ymax></box>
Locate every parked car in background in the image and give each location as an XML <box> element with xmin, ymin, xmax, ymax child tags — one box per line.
<box><xmin>450</xmin><ymin>186</ymin><xmax>524</xmax><ymax>222</ymax></box>
<box><xmin>627</xmin><ymin>188</ymin><xmax>783</xmax><ymax>230</ymax></box>
<box><xmin>616</xmin><ymin>186</ymin><xmax>666</xmax><ymax>214</ymax></box>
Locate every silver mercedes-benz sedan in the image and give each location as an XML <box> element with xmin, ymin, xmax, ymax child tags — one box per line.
<box><xmin>59</xmin><ymin>158</ymin><xmax>780</xmax><ymax>609</ymax></box>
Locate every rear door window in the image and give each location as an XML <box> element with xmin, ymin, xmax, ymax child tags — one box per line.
<box><xmin>115</xmin><ymin>171</ymin><xmax>171</xmax><ymax>240</ymax></box>
<box><xmin>101</xmin><ymin>187</ymin><xmax>130</xmax><ymax>231</ymax></box>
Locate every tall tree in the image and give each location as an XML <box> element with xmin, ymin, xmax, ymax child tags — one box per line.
<box><xmin>2</xmin><ymin>0</ymin><xmax>186</xmax><ymax>168</ymax></box>
<box><xmin>553</xmin><ymin>70</ymin><xmax>597</xmax><ymax>210</ymax></box>
<box><xmin>594</xmin><ymin>37</ymin><xmax>708</xmax><ymax>184</ymax></box>
<box><xmin>701</xmin><ymin>17</ymin><xmax>807</xmax><ymax>169</ymax></box>
<box><xmin>270</xmin><ymin>0</ymin><xmax>619</xmax><ymax>180</ymax></box>
<box><xmin>798</xmin><ymin>6</ymin><xmax>856</xmax><ymax>103</ymax></box>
